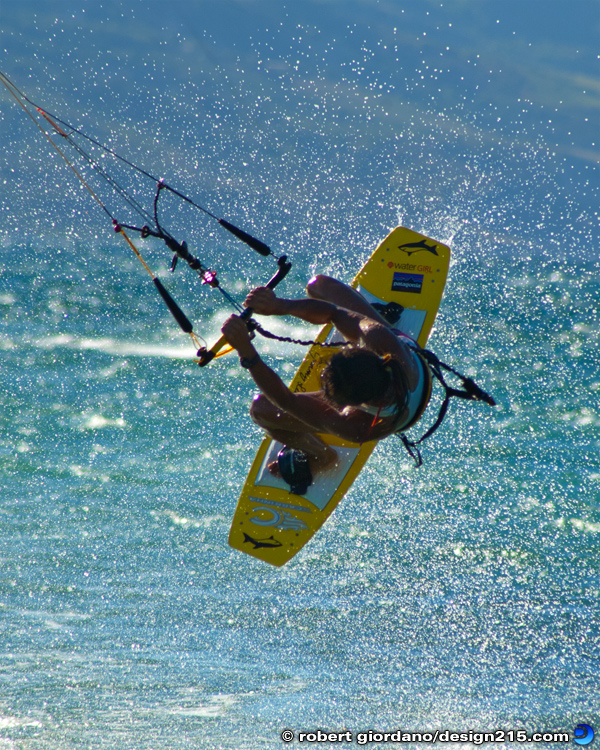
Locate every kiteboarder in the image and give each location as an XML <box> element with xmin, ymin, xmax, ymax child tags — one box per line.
<box><xmin>221</xmin><ymin>274</ymin><xmax>432</xmax><ymax>482</ymax></box>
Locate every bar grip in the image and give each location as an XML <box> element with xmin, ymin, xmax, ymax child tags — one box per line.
<box><xmin>218</xmin><ymin>219</ymin><xmax>271</xmax><ymax>257</ymax></box>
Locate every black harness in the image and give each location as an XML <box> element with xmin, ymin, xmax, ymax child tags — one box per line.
<box><xmin>399</xmin><ymin>346</ymin><xmax>496</xmax><ymax>466</ymax></box>
<box><xmin>371</xmin><ymin>300</ymin><xmax>496</xmax><ymax>467</ymax></box>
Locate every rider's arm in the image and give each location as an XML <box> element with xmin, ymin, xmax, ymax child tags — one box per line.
<box><xmin>221</xmin><ymin>315</ymin><xmax>382</xmax><ymax>443</ymax></box>
<box><xmin>246</xmin><ymin>287</ymin><xmax>418</xmax><ymax>381</ymax></box>
<box><xmin>245</xmin><ymin>287</ymin><xmax>371</xmax><ymax>343</ymax></box>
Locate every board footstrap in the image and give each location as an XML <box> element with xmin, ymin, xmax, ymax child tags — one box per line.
<box><xmin>277</xmin><ymin>447</ymin><xmax>314</xmax><ymax>495</ymax></box>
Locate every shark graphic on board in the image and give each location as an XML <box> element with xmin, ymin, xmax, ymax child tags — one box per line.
<box><xmin>397</xmin><ymin>240</ymin><xmax>439</xmax><ymax>257</ymax></box>
<box><xmin>242</xmin><ymin>533</ymin><xmax>283</xmax><ymax>550</ymax></box>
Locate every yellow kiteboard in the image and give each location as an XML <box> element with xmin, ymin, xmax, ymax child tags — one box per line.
<box><xmin>228</xmin><ymin>227</ymin><xmax>451</xmax><ymax>566</ymax></box>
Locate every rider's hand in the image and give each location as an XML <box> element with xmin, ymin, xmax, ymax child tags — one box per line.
<box><xmin>244</xmin><ymin>287</ymin><xmax>283</xmax><ymax>316</ymax></box>
<box><xmin>221</xmin><ymin>315</ymin><xmax>255</xmax><ymax>356</ymax></box>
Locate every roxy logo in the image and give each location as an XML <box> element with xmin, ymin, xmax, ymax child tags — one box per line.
<box><xmin>250</xmin><ymin>506</ymin><xmax>308</xmax><ymax>531</ymax></box>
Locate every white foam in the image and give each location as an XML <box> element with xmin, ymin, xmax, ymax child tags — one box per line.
<box><xmin>38</xmin><ymin>333</ymin><xmax>194</xmax><ymax>359</ymax></box>
<box><xmin>0</xmin><ymin>716</ymin><xmax>43</xmax><ymax>729</ymax></box>
<box><xmin>166</xmin><ymin>694</ymin><xmax>236</xmax><ymax>718</ymax></box>
<box><xmin>81</xmin><ymin>415</ymin><xmax>127</xmax><ymax>430</ymax></box>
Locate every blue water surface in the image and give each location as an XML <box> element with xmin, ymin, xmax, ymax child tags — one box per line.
<box><xmin>0</xmin><ymin>1</ymin><xmax>598</xmax><ymax>748</ymax></box>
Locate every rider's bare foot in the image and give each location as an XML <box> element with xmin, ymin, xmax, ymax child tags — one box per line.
<box><xmin>310</xmin><ymin>449</ymin><xmax>339</xmax><ymax>475</ymax></box>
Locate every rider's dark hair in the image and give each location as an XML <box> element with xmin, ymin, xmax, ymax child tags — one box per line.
<box><xmin>321</xmin><ymin>348</ymin><xmax>409</xmax><ymax>420</ymax></box>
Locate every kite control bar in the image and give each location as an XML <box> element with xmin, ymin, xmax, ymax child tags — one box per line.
<box><xmin>0</xmin><ymin>71</ymin><xmax>296</xmax><ymax>369</ymax></box>
<box><xmin>196</xmin><ymin>254</ymin><xmax>292</xmax><ymax>367</ymax></box>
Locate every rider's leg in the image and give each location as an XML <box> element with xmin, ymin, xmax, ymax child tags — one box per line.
<box><xmin>307</xmin><ymin>274</ymin><xmax>391</xmax><ymax>326</ymax></box>
<box><xmin>250</xmin><ymin>394</ymin><xmax>338</xmax><ymax>473</ymax></box>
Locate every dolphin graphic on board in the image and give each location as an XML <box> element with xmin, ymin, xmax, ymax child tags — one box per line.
<box><xmin>397</xmin><ymin>240</ymin><xmax>439</xmax><ymax>257</ymax></box>
<box><xmin>242</xmin><ymin>533</ymin><xmax>283</xmax><ymax>550</ymax></box>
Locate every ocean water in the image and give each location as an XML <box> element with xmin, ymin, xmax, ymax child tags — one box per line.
<box><xmin>0</xmin><ymin>1</ymin><xmax>599</xmax><ymax>749</ymax></box>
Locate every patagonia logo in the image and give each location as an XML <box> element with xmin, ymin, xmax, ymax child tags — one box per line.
<box><xmin>392</xmin><ymin>271</ymin><xmax>423</xmax><ymax>294</ymax></box>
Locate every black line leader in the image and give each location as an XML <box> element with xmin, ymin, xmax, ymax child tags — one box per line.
<box><xmin>114</xmin><ymin>178</ymin><xmax>293</xmax><ymax>366</ymax></box>
<box><xmin>0</xmin><ymin>70</ymin><xmax>292</xmax><ymax>365</ymax></box>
